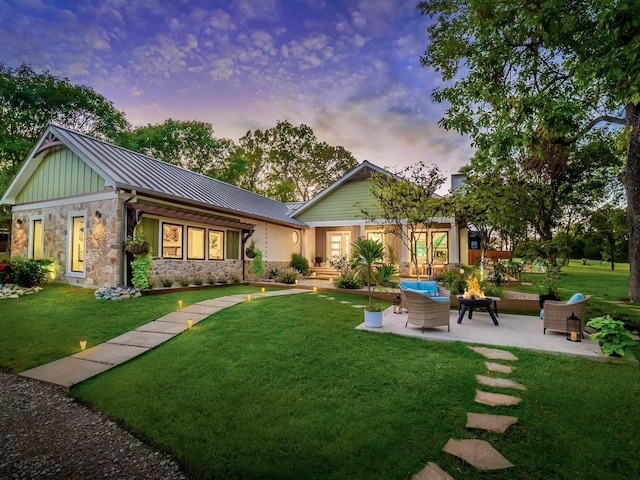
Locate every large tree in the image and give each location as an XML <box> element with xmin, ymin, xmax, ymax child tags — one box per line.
<box><xmin>116</xmin><ymin>119</ymin><xmax>224</xmax><ymax>176</ymax></box>
<box><xmin>418</xmin><ymin>0</ymin><xmax>640</xmax><ymax>301</ymax></box>
<box><xmin>359</xmin><ymin>162</ymin><xmax>446</xmax><ymax>279</ymax></box>
<box><xmin>228</xmin><ymin>120</ymin><xmax>358</xmax><ymax>202</ymax></box>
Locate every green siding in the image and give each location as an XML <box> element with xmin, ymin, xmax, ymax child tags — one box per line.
<box><xmin>296</xmin><ymin>180</ymin><xmax>381</xmax><ymax>222</ymax></box>
<box><xmin>16</xmin><ymin>147</ymin><xmax>106</xmax><ymax>203</ymax></box>
<box><xmin>139</xmin><ymin>217</ymin><xmax>160</xmax><ymax>254</ymax></box>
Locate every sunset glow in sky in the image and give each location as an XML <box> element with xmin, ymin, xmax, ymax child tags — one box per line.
<box><xmin>1</xmin><ymin>0</ymin><xmax>473</xmax><ymax>185</ymax></box>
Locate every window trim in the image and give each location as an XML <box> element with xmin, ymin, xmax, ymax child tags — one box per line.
<box><xmin>67</xmin><ymin>211</ymin><xmax>86</xmax><ymax>278</ymax></box>
<box><xmin>29</xmin><ymin>215</ymin><xmax>44</xmax><ymax>260</ymax></box>
<box><xmin>187</xmin><ymin>226</ymin><xmax>206</xmax><ymax>260</ymax></box>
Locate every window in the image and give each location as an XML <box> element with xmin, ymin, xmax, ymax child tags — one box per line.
<box><xmin>70</xmin><ymin>215</ymin><xmax>85</xmax><ymax>273</ymax></box>
<box><xmin>226</xmin><ymin>230</ymin><xmax>240</xmax><ymax>259</ymax></box>
<box><xmin>162</xmin><ymin>223</ymin><xmax>183</xmax><ymax>258</ymax></box>
<box><xmin>209</xmin><ymin>230</ymin><xmax>224</xmax><ymax>260</ymax></box>
<box><xmin>432</xmin><ymin>232</ymin><xmax>448</xmax><ymax>263</ymax></box>
<box><xmin>187</xmin><ymin>227</ymin><xmax>205</xmax><ymax>260</ymax></box>
<box><xmin>30</xmin><ymin>218</ymin><xmax>43</xmax><ymax>259</ymax></box>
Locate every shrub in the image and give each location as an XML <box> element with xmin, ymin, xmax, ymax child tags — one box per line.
<box><xmin>192</xmin><ymin>278</ymin><xmax>203</xmax><ymax>286</ymax></box>
<box><xmin>11</xmin><ymin>258</ymin><xmax>50</xmax><ymax>287</ymax></box>
<box><xmin>376</xmin><ymin>263</ymin><xmax>398</xmax><ymax>284</ymax></box>
<box><xmin>334</xmin><ymin>271</ymin><xmax>362</xmax><ymax>289</ymax></box>
<box><xmin>290</xmin><ymin>254</ymin><xmax>310</xmax><ymax>275</ymax></box>
<box><xmin>252</xmin><ymin>248</ymin><xmax>264</xmax><ymax>278</ymax></box>
<box><xmin>161</xmin><ymin>278</ymin><xmax>173</xmax><ymax>288</ymax></box>
<box><xmin>179</xmin><ymin>278</ymin><xmax>190</xmax><ymax>287</ymax></box>
<box><xmin>0</xmin><ymin>259</ymin><xmax>16</xmax><ymax>284</ymax></box>
<box><xmin>277</xmin><ymin>267</ymin><xmax>300</xmax><ymax>284</ymax></box>
<box><xmin>130</xmin><ymin>254</ymin><xmax>152</xmax><ymax>290</ymax></box>
<box><xmin>587</xmin><ymin>315</ymin><xmax>637</xmax><ymax>358</ymax></box>
<box><xmin>206</xmin><ymin>275</ymin><xmax>217</xmax><ymax>285</ymax></box>
<box><xmin>266</xmin><ymin>266</ymin><xmax>280</xmax><ymax>279</ymax></box>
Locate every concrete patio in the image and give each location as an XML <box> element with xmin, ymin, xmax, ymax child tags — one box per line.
<box><xmin>356</xmin><ymin>306</ymin><xmax>607</xmax><ymax>359</ymax></box>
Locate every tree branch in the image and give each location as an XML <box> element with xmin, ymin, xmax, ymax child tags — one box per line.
<box><xmin>584</xmin><ymin>114</ymin><xmax>626</xmax><ymax>131</ymax></box>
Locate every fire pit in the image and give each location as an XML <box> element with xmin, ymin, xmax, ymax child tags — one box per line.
<box><xmin>457</xmin><ymin>276</ymin><xmax>499</xmax><ymax>326</ymax></box>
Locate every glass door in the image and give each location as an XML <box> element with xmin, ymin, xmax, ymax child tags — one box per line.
<box><xmin>326</xmin><ymin>231</ymin><xmax>351</xmax><ymax>260</ymax></box>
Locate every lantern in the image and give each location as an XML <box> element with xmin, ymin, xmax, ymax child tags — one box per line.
<box><xmin>394</xmin><ymin>294</ymin><xmax>402</xmax><ymax>314</ymax></box>
<box><xmin>566</xmin><ymin>312</ymin><xmax>582</xmax><ymax>342</ymax></box>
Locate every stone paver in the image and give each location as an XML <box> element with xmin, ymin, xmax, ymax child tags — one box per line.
<box><xmin>351</xmin><ymin>304</ymin><xmax>367</xmax><ymax>308</ymax></box>
<box><xmin>107</xmin><ymin>331</ymin><xmax>174</xmax><ymax>349</ymax></box>
<box><xmin>466</xmin><ymin>412</ymin><xmax>518</xmax><ymax>433</ymax></box>
<box><xmin>179</xmin><ymin>304</ymin><xmax>224</xmax><ymax>315</ymax></box>
<box><xmin>485</xmin><ymin>362</ymin><xmax>514</xmax><ymax>373</ymax></box>
<box><xmin>412</xmin><ymin>462</ymin><xmax>454</xmax><ymax>480</ymax></box>
<box><xmin>155</xmin><ymin>311</ymin><xmax>209</xmax><ymax>325</ymax></box>
<box><xmin>340</xmin><ymin>301</ymin><xmax>352</xmax><ymax>304</ymax></box>
<box><xmin>196</xmin><ymin>298</ymin><xmax>242</xmax><ymax>307</ymax></box>
<box><xmin>468</xmin><ymin>346</ymin><xmax>518</xmax><ymax>361</ymax></box>
<box><xmin>20</xmin><ymin>358</ymin><xmax>113</xmax><ymax>387</ymax></box>
<box><xmin>475</xmin><ymin>389</ymin><xmax>522</xmax><ymax>407</ymax></box>
<box><xmin>476</xmin><ymin>375</ymin><xmax>526</xmax><ymax>390</ymax></box>
<box><xmin>135</xmin><ymin>320</ymin><xmax>190</xmax><ymax>335</ymax></box>
<box><xmin>443</xmin><ymin>439</ymin><xmax>513</xmax><ymax>470</ymax></box>
<box><xmin>71</xmin><ymin>343</ymin><xmax>148</xmax><ymax>365</ymax></box>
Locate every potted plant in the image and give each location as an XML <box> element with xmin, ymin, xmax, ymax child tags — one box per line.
<box><xmin>124</xmin><ymin>226</ymin><xmax>149</xmax><ymax>256</ymax></box>
<box><xmin>536</xmin><ymin>274</ymin><xmax>561</xmax><ymax>308</ymax></box>
<box><xmin>353</xmin><ymin>237</ymin><xmax>385</xmax><ymax>327</ymax></box>
<box><xmin>245</xmin><ymin>240</ymin><xmax>256</xmax><ymax>258</ymax></box>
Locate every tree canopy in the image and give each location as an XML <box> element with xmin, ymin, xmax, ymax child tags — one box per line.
<box><xmin>418</xmin><ymin>0</ymin><xmax>640</xmax><ymax>300</ymax></box>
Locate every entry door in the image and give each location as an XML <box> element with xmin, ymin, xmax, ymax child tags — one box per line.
<box><xmin>327</xmin><ymin>231</ymin><xmax>351</xmax><ymax>260</ymax></box>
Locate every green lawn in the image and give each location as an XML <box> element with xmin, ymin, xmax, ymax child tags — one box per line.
<box><xmin>516</xmin><ymin>260</ymin><xmax>640</xmax><ymax>323</ymax></box>
<box><xmin>2</xmin><ymin>275</ymin><xmax>639</xmax><ymax>479</ymax></box>
<box><xmin>68</xmin><ymin>293</ymin><xmax>640</xmax><ymax>480</ymax></box>
<box><xmin>0</xmin><ymin>283</ymin><xmax>259</xmax><ymax>372</ymax></box>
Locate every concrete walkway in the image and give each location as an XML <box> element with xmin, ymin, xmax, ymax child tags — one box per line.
<box><xmin>19</xmin><ymin>289</ymin><xmax>307</xmax><ymax>387</ymax></box>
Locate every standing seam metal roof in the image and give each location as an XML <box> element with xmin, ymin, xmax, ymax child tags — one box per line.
<box><xmin>49</xmin><ymin>124</ymin><xmax>307</xmax><ymax>228</ymax></box>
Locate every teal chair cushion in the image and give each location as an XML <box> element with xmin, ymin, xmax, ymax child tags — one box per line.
<box><xmin>567</xmin><ymin>293</ymin><xmax>584</xmax><ymax>305</ymax></box>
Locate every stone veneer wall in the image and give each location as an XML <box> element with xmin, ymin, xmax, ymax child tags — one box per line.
<box><xmin>10</xmin><ymin>197</ymin><xmax>123</xmax><ymax>288</ymax></box>
<box><xmin>149</xmin><ymin>259</ymin><xmax>243</xmax><ymax>286</ymax></box>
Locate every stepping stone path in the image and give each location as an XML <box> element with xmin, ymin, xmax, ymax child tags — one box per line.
<box><xmin>414</xmin><ymin>345</ymin><xmax>524</xmax><ymax>477</ymax></box>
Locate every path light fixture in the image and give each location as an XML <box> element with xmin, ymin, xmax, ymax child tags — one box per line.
<box><xmin>16</xmin><ymin>218</ymin><xmax>23</xmax><ymax>227</ymax></box>
<box><xmin>394</xmin><ymin>294</ymin><xmax>402</xmax><ymax>314</ymax></box>
<box><xmin>313</xmin><ymin>286</ymin><xmax>317</xmax><ymax>293</ymax></box>
<box><xmin>261</xmin><ymin>287</ymin><xmax>266</xmax><ymax>294</ymax></box>
<box><xmin>566</xmin><ymin>312</ymin><xmax>582</xmax><ymax>342</ymax></box>
<box><xmin>187</xmin><ymin>319</ymin><xmax>193</xmax><ymax>330</ymax></box>
<box><xmin>178</xmin><ymin>299</ymin><xmax>183</xmax><ymax>309</ymax></box>
<box><xmin>247</xmin><ymin>294</ymin><xmax>251</xmax><ymax>302</ymax></box>
<box><xmin>79</xmin><ymin>339</ymin><xmax>87</xmax><ymax>350</ymax></box>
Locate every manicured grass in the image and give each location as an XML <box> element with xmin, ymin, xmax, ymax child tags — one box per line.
<box><xmin>70</xmin><ymin>293</ymin><xmax>640</xmax><ymax>480</ymax></box>
<box><xmin>0</xmin><ymin>283</ymin><xmax>260</xmax><ymax>372</ymax></box>
<box><xmin>516</xmin><ymin>260</ymin><xmax>640</xmax><ymax>323</ymax></box>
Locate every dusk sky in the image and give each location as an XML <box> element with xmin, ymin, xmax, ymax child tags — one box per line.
<box><xmin>1</xmin><ymin>0</ymin><xmax>473</xmax><ymax>187</ymax></box>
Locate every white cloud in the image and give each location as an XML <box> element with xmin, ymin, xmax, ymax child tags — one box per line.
<box><xmin>130</xmin><ymin>86</ymin><xmax>143</xmax><ymax>96</ymax></box>
<box><xmin>210</xmin><ymin>9</ymin><xmax>235</xmax><ymax>31</ymax></box>
<box><xmin>67</xmin><ymin>62</ymin><xmax>89</xmax><ymax>75</ymax></box>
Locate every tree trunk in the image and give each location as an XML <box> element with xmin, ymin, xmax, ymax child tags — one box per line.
<box><xmin>624</xmin><ymin>103</ymin><xmax>640</xmax><ymax>301</ymax></box>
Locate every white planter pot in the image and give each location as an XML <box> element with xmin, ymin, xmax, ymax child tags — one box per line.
<box><xmin>364</xmin><ymin>310</ymin><xmax>383</xmax><ymax>328</ymax></box>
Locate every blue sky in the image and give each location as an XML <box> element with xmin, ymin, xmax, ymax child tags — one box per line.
<box><xmin>1</xmin><ymin>0</ymin><xmax>472</xmax><ymax>185</ymax></box>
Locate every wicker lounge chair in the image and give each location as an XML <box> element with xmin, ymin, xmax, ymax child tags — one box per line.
<box><xmin>403</xmin><ymin>289</ymin><xmax>451</xmax><ymax>332</ymax></box>
<box><xmin>543</xmin><ymin>295</ymin><xmax>590</xmax><ymax>336</ymax></box>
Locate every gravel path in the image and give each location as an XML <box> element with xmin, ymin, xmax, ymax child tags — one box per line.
<box><xmin>0</xmin><ymin>372</ymin><xmax>190</xmax><ymax>479</ymax></box>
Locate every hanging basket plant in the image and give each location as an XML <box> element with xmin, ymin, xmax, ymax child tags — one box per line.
<box><xmin>125</xmin><ymin>241</ymin><xmax>150</xmax><ymax>256</ymax></box>
<box><xmin>245</xmin><ymin>240</ymin><xmax>257</xmax><ymax>258</ymax></box>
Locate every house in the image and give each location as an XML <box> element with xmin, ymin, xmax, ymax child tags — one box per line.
<box><xmin>1</xmin><ymin>123</ymin><xmax>306</xmax><ymax>288</ymax></box>
<box><xmin>291</xmin><ymin>161</ymin><xmax>459</xmax><ymax>276</ymax></box>
<box><xmin>1</xmin><ymin>125</ymin><xmax>463</xmax><ymax>288</ymax></box>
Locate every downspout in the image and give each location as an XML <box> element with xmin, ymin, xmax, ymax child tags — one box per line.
<box><xmin>121</xmin><ymin>190</ymin><xmax>137</xmax><ymax>287</ymax></box>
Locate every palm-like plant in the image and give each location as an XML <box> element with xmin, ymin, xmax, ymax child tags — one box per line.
<box><xmin>352</xmin><ymin>238</ymin><xmax>385</xmax><ymax>311</ymax></box>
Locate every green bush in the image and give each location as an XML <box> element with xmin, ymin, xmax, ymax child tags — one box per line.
<box><xmin>290</xmin><ymin>253</ymin><xmax>310</xmax><ymax>275</ymax></box>
<box><xmin>0</xmin><ymin>259</ymin><xmax>16</xmax><ymax>284</ymax></box>
<box><xmin>3</xmin><ymin>258</ymin><xmax>51</xmax><ymax>288</ymax></box>
<box><xmin>131</xmin><ymin>254</ymin><xmax>152</xmax><ymax>290</ymax></box>
<box><xmin>334</xmin><ymin>271</ymin><xmax>362</xmax><ymax>289</ymax></box>
<box><xmin>276</xmin><ymin>267</ymin><xmax>300</xmax><ymax>284</ymax></box>
<box><xmin>161</xmin><ymin>278</ymin><xmax>173</xmax><ymax>288</ymax></box>
<box><xmin>586</xmin><ymin>315</ymin><xmax>637</xmax><ymax>358</ymax></box>
<box><xmin>252</xmin><ymin>248</ymin><xmax>264</xmax><ymax>278</ymax></box>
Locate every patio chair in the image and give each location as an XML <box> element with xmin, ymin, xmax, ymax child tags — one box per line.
<box><xmin>542</xmin><ymin>294</ymin><xmax>591</xmax><ymax>337</ymax></box>
<box><xmin>403</xmin><ymin>289</ymin><xmax>451</xmax><ymax>332</ymax></box>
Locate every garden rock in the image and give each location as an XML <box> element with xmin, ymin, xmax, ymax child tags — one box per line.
<box><xmin>94</xmin><ymin>286</ymin><xmax>142</xmax><ymax>300</ymax></box>
<box><xmin>0</xmin><ymin>284</ymin><xmax>43</xmax><ymax>300</ymax></box>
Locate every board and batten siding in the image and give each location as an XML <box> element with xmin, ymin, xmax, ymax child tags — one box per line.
<box><xmin>295</xmin><ymin>180</ymin><xmax>380</xmax><ymax>222</ymax></box>
<box><xmin>16</xmin><ymin>147</ymin><xmax>106</xmax><ymax>203</ymax></box>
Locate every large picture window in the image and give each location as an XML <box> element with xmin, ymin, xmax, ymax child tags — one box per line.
<box><xmin>71</xmin><ymin>215</ymin><xmax>85</xmax><ymax>273</ymax></box>
<box><xmin>30</xmin><ymin>218</ymin><xmax>43</xmax><ymax>259</ymax></box>
<box><xmin>208</xmin><ymin>230</ymin><xmax>224</xmax><ymax>260</ymax></box>
<box><xmin>432</xmin><ymin>232</ymin><xmax>448</xmax><ymax>263</ymax></box>
<box><xmin>162</xmin><ymin>223</ymin><xmax>183</xmax><ymax>258</ymax></box>
<box><xmin>187</xmin><ymin>227</ymin><xmax>205</xmax><ymax>260</ymax></box>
